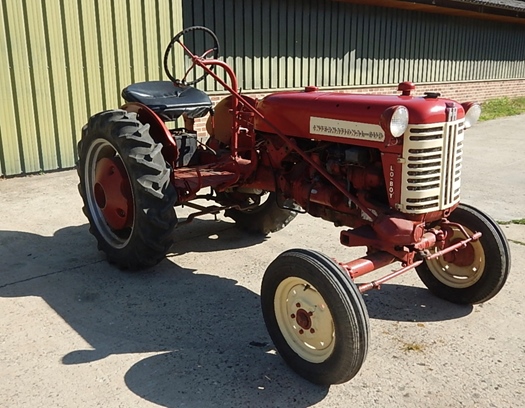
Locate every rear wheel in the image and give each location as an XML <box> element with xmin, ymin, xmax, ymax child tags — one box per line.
<box><xmin>221</xmin><ymin>189</ymin><xmax>297</xmax><ymax>234</ymax></box>
<box><xmin>261</xmin><ymin>249</ymin><xmax>369</xmax><ymax>385</ymax></box>
<box><xmin>77</xmin><ymin>109</ymin><xmax>177</xmax><ymax>269</ymax></box>
<box><xmin>416</xmin><ymin>203</ymin><xmax>510</xmax><ymax>304</ymax></box>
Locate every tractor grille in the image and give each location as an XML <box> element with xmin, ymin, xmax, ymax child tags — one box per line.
<box><xmin>400</xmin><ymin>119</ymin><xmax>464</xmax><ymax>214</ymax></box>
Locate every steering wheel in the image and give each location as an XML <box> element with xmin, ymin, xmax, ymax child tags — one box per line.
<box><xmin>163</xmin><ymin>26</ymin><xmax>220</xmax><ymax>86</ymax></box>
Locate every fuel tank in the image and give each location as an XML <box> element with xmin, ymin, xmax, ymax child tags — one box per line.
<box><xmin>254</xmin><ymin>87</ymin><xmax>464</xmax><ymax>143</ymax></box>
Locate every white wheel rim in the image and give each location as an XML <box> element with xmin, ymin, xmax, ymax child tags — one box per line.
<box><xmin>84</xmin><ymin>138</ymin><xmax>135</xmax><ymax>249</ymax></box>
<box><xmin>426</xmin><ymin>226</ymin><xmax>485</xmax><ymax>288</ymax></box>
<box><xmin>274</xmin><ymin>277</ymin><xmax>335</xmax><ymax>363</ymax></box>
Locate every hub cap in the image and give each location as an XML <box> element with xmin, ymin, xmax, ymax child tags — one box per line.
<box><xmin>274</xmin><ymin>277</ymin><xmax>335</xmax><ymax>363</ymax></box>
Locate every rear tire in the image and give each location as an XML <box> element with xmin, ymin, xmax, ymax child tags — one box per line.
<box><xmin>261</xmin><ymin>249</ymin><xmax>369</xmax><ymax>385</ymax></box>
<box><xmin>222</xmin><ymin>190</ymin><xmax>297</xmax><ymax>234</ymax></box>
<box><xmin>416</xmin><ymin>203</ymin><xmax>510</xmax><ymax>304</ymax></box>
<box><xmin>77</xmin><ymin>109</ymin><xmax>177</xmax><ymax>269</ymax></box>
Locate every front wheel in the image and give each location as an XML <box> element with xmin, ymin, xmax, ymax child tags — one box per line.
<box><xmin>77</xmin><ymin>109</ymin><xmax>178</xmax><ymax>269</ymax></box>
<box><xmin>416</xmin><ymin>203</ymin><xmax>511</xmax><ymax>304</ymax></box>
<box><xmin>261</xmin><ymin>249</ymin><xmax>369</xmax><ymax>385</ymax></box>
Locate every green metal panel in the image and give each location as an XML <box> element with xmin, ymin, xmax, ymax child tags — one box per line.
<box><xmin>184</xmin><ymin>0</ymin><xmax>525</xmax><ymax>92</ymax></box>
<box><xmin>0</xmin><ymin>3</ymin><xmax>21</xmax><ymax>176</ymax></box>
<box><xmin>0</xmin><ymin>0</ymin><xmax>183</xmax><ymax>177</ymax></box>
<box><xmin>2</xmin><ymin>0</ymin><xmax>525</xmax><ymax>177</ymax></box>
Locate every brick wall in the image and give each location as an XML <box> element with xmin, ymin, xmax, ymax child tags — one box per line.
<box><xmin>193</xmin><ymin>79</ymin><xmax>525</xmax><ymax>136</ymax></box>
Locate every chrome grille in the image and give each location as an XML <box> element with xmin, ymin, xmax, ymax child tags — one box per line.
<box><xmin>400</xmin><ymin>120</ymin><xmax>464</xmax><ymax>213</ymax></box>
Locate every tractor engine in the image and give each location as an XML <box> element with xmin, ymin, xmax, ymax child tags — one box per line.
<box><xmin>317</xmin><ymin>144</ymin><xmax>384</xmax><ymax>200</ymax></box>
<box><xmin>252</xmin><ymin>83</ymin><xmax>476</xmax><ymax>229</ymax></box>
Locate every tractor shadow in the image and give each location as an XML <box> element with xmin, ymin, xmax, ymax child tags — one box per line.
<box><xmin>168</xmin><ymin>216</ymin><xmax>267</xmax><ymax>256</ymax></box>
<box><xmin>0</xmin><ymin>224</ymin><xmax>327</xmax><ymax>407</ymax></box>
<box><xmin>362</xmin><ymin>284</ymin><xmax>473</xmax><ymax>322</ymax></box>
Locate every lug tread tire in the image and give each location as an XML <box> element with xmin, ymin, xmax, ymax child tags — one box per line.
<box><xmin>224</xmin><ymin>192</ymin><xmax>297</xmax><ymax>235</ymax></box>
<box><xmin>77</xmin><ymin>109</ymin><xmax>177</xmax><ymax>270</ymax></box>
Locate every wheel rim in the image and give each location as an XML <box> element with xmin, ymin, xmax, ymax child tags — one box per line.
<box><xmin>274</xmin><ymin>277</ymin><xmax>335</xmax><ymax>363</ymax></box>
<box><xmin>426</xmin><ymin>226</ymin><xmax>485</xmax><ymax>288</ymax></box>
<box><xmin>84</xmin><ymin>138</ymin><xmax>134</xmax><ymax>249</ymax></box>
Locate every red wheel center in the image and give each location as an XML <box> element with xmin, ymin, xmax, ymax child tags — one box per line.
<box><xmin>296</xmin><ymin>309</ymin><xmax>312</xmax><ymax>330</ymax></box>
<box><xmin>94</xmin><ymin>157</ymin><xmax>133</xmax><ymax>230</ymax></box>
<box><xmin>443</xmin><ymin>238</ymin><xmax>476</xmax><ymax>266</ymax></box>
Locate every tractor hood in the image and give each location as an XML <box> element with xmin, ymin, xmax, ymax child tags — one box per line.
<box><xmin>254</xmin><ymin>88</ymin><xmax>465</xmax><ymax>142</ymax></box>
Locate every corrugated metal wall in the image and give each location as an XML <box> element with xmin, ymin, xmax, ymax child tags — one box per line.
<box><xmin>184</xmin><ymin>0</ymin><xmax>525</xmax><ymax>92</ymax></box>
<box><xmin>2</xmin><ymin>0</ymin><xmax>524</xmax><ymax>176</ymax></box>
<box><xmin>0</xmin><ymin>0</ymin><xmax>183</xmax><ymax>177</ymax></box>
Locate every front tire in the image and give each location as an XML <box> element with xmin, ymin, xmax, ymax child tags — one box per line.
<box><xmin>416</xmin><ymin>203</ymin><xmax>510</xmax><ymax>304</ymax></box>
<box><xmin>261</xmin><ymin>249</ymin><xmax>369</xmax><ymax>385</ymax></box>
<box><xmin>77</xmin><ymin>109</ymin><xmax>178</xmax><ymax>269</ymax></box>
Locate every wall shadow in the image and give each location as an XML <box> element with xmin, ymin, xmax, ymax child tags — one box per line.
<box><xmin>0</xmin><ymin>224</ymin><xmax>327</xmax><ymax>407</ymax></box>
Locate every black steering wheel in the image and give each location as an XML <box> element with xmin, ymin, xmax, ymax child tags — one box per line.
<box><xmin>163</xmin><ymin>26</ymin><xmax>220</xmax><ymax>86</ymax></box>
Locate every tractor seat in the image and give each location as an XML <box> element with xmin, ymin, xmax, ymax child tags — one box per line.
<box><xmin>122</xmin><ymin>81</ymin><xmax>212</xmax><ymax>121</ymax></box>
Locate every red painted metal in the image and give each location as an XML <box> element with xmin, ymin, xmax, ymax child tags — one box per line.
<box><xmin>94</xmin><ymin>157</ymin><xmax>133</xmax><ymax>230</ymax></box>
<box><xmin>380</xmin><ymin>153</ymin><xmax>403</xmax><ymax>208</ymax></box>
<box><xmin>357</xmin><ymin>231</ymin><xmax>482</xmax><ymax>293</ymax></box>
<box><xmin>358</xmin><ymin>260</ymin><xmax>424</xmax><ymax>293</ymax></box>
<box><xmin>340</xmin><ymin>216</ymin><xmax>424</xmax><ymax>259</ymax></box>
<box><xmin>185</xmin><ymin>55</ymin><xmax>379</xmax><ymax>221</ymax></box>
<box><xmin>426</xmin><ymin>232</ymin><xmax>482</xmax><ymax>260</ymax></box>
<box><xmin>295</xmin><ymin>309</ymin><xmax>312</xmax><ymax>330</ymax></box>
<box><xmin>397</xmin><ymin>81</ymin><xmax>416</xmax><ymax>96</ymax></box>
<box><xmin>442</xmin><ymin>239</ymin><xmax>476</xmax><ymax>266</ymax></box>
<box><xmin>253</xmin><ymin>91</ymin><xmax>465</xmax><ymax>139</ymax></box>
<box><xmin>340</xmin><ymin>252</ymin><xmax>396</xmax><ymax>279</ymax></box>
<box><xmin>173</xmin><ymin>156</ymin><xmax>258</xmax><ymax>202</ymax></box>
<box><xmin>141</xmin><ymin>35</ymin><xmax>484</xmax><ymax>294</ymax></box>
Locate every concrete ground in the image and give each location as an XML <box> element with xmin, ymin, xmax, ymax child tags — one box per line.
<box><xmin>1</xmin><ymin>114</ymin><xmax>524</xmax><ymax>408</ymax></box>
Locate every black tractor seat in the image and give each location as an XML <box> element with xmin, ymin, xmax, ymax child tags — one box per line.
<box><xmin>122</xmin><ymin>81</ymin><xmax>212</xmax><ymax>121</ymax></box>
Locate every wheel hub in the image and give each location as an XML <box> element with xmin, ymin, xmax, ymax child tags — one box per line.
<box><xmin>295</xmin><ymin>308</ymin><xmax>312</xmax><ymax>330</ymax></box>
<box><xmin>443</xmin><ymin>239</ymin><xmax>476</xmax><ymax>267</ymax></box>
<box><xmin>274</xmin><ymin>277</ymin><xmax>335</xmax><ymax>363</ymax></box>
<box><xmin>426</xmin><ymin>226</ymin><xmax>485</xmax><ymax>288</ymax></box>
<box><xmin>94</xmin><ymin>157</ymin><xmax>133</xmax><ymax>230</ymax></box>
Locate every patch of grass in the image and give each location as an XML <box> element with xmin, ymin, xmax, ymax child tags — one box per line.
<box><xmin>498</xmin><ymin>218</ymin><xmax>525</xmax><ymax>225</ymax></box>
<box><xmin>480</xmin><ymin>97</ymin><xmax>525</xmax><ymax>121</ymax></box>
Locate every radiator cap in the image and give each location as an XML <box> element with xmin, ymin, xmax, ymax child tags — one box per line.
<box><xmin>398</xmin><ymin>81</ymin><xmax>415</xmax><ymax>96</ymax></box>
<box><xmin>304</xmin><ymin>85</ymin><xmax>318</xmax><ymax>92</ymax></box>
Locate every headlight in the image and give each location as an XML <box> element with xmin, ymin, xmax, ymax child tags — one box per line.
<box><xmin>462</xmin><ymin>102</ymin><xmax>481</xmax><ymax>129</ymax></box>
<box><xmin>381</xmin><ymin>106</ymin><xmax>409</xmax><ymax>138</ymax></box>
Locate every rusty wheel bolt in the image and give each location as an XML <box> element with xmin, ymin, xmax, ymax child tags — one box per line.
<box><xmin>299</xmin><ymin>329</ymin><xmax>304</xmax><ymax>334</ymax></box>
<box><xmin>308</xmin><ymin>311</ymin><xmax>313</xmax><ymax>316</ymax></box>
<box><xmin>310</xmin><ymin>328</ymin><xmax>315</xmax><ymax>334</ymax></box>
<box><xmin>290</xmin><ymin>314</ymin><xmax>295</xmax><ymax>319</ymax></box>
<box><xmin>296</xmin><ymin>303</ymin><xmax>301</xmax><ymax>308</ymax></box>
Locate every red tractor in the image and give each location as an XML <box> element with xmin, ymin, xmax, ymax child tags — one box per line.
<box><xmin>77</xmin><ymin>27</ymin><xmax>510</xmax><ymax>385</ymax></box>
